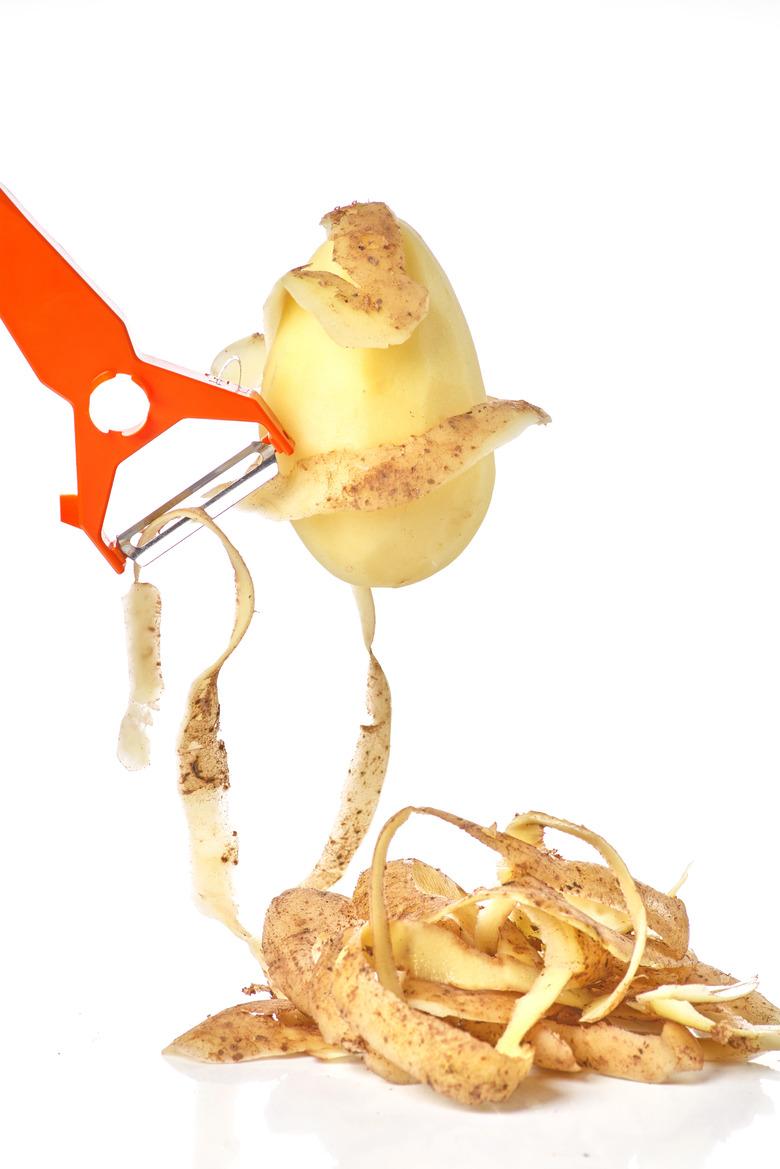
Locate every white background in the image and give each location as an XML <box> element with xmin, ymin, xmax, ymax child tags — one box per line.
<box><xmin>1</xmin><ymin>1</ymin><xmax>779</xmax><ymax>1166</ymax></box>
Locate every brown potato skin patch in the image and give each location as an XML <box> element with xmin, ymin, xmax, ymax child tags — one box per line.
<box><xmin>164</xmin><ymin>999</ymin><xmax>336</xmax><ymax>1063</ymax></box>
<box><xmin>284</xmin><ymin>202</ymin><xmax>430</xmax><ymax>348</ymax></box>
<box><xmin>178</xmin><ymin>678</ymin><xmax>229</xmax><ymax>795</ymax></box>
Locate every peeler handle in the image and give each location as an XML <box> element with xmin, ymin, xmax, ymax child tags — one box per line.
<box><xmin>0</xmin><ymin>185</ymin><xmax>292</xmax><ymax>572</ymax></box>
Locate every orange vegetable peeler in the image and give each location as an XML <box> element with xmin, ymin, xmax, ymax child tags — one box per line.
<box><xmin>0</xmin><ymin>185</ymin><xmax>293</xmax><ymax>572</ymax></box>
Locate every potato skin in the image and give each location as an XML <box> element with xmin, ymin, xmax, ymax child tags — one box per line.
<box><xmin>262</xmin><ymin>218</ymin><xmax>495</xmax><ymax>587</ymax></box>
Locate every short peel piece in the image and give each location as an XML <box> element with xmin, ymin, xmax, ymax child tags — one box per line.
<box><xmin>164</xmin><ymin>998</ymin><xmax>345</xmax><ymax>1063</ymax></box>
<box><xmin>117</xmin><ymin>580</ymin><xmax>162</xmax><ymax>770</ymax></box>
<box><xmin>548</xmin><ymin>1020</ymin><xmax>703</xmax><ymax>1082</ymax></box>
<box><xmin>638</xmin><ymin>996</ymin><xmax>780</xmax><ymax>1050</ymax></box>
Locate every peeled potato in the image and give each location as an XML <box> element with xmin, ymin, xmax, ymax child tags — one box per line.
<box><xmin>260</xmin><ymin>202</ymin><xmax>496</xmax><ymax>587</ymax></box>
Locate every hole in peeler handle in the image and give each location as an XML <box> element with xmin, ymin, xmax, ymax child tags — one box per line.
<box><xmin>89</xmin><ymin>373</ymin><xmax>150</xmax><ymax>436</ymax></box>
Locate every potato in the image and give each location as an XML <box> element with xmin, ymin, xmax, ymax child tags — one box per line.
<box><xmin>260</xmin><ymin>202</ymin><xmax>498</xmax><ymax>588</ymax></box>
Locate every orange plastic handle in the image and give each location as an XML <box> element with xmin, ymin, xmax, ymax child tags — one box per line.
<box><xmin>0</xmin><ymin>185</ymin><xmax>293</xmax><ymax>572</ymax></box>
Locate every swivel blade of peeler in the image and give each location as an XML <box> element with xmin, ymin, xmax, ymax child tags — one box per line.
<box><xmin>116</xmin><ymin>439</ymin><xmax>277</xmax><ymax>565</ymax></box>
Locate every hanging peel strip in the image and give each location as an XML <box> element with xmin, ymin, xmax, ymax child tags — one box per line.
<box><xmin>125</xmin><ymin>508</ymin><xmax>258</xmax><ymax>948</ymax></box>
<box><xmin>118</xmin><ymin>580</ymin><xmax>162</xmax><ymax>770</ymax></box>
<box><xmin>117</xmin><ymin>515</ymin><xmax>392</xmax><ymax>950</ymax></box>
<box><xmin>302</xmin><ymin>586</ymin><xmax>391</xmax><ymax>889</ymax></box>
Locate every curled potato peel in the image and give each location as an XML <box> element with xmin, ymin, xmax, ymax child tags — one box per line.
<box><xmin>167</xmin><ymin>802</ymin><xmax>779</xmax><ymax>1105</ymax></box>
<box><xmin>275</xmin><ymin>202</ymin><xmax>430</xmax><ymax>350</ymax></box>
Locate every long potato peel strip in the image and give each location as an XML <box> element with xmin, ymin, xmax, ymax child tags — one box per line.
<box><xmin>495</xmin><ymin>909</ymin><xmax>583</xmax><ymax>1056</ymax></box>
<box><xmin>136</xmin><ymin>508</ymin><xmax>257</xmax><ymax>947</ymax></box>
<box><xmin>501</xmin><ymin>811</ymin><xmax>648</xmax><ymax>1022</ymax></box>
<box><xmin>302</xmin><ymin>586</ymin><xmax>391</xmax><ymax>889</ymax></box>
<box><xmin>498</xmin><ymin>812</ymin><xmax>686</xmax><ymax>956</ymax></box>
<box><xmin>119</xmin><ymin>518</ymin><xmax>392</xmax><ymax>943</ymax></box>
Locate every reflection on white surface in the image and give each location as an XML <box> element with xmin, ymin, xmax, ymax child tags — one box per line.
<box><xmin>168</xmin><ymin>1052</ymin><xmax>780</xmax><ymax>1169</ymax></box>
<box><xmin>193</xmin><ymin>1082</ymin><xmax>239</xmax><ymax>1169</ymax></box>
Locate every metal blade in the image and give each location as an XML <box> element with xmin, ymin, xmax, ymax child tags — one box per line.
<box><xmin>117</xmin><ymin>440</ymin><xmax>276</xmax><ymax>565</ymax></box>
